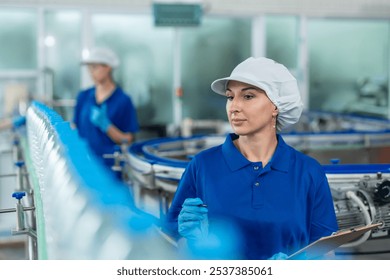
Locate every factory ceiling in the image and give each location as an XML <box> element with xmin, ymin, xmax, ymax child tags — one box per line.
<box><xmin>0</xmin><ymin>0</ymin><xmax>389</xmax><ymax>19</ymax></box>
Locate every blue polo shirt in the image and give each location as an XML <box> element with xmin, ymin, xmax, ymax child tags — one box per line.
<box><xmin>165</xmin><ymin>133</ymin><xmax>338</xmax><ymax>259</ymax></box>
<box><xmin>73</xmin><ymin>86</ymin><xmax>139</xmax><ymax>167</ymax></box>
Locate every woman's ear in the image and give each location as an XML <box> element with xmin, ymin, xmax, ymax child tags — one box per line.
<box><xmin>272</xmin><ymin>106</ymin><xmax>279</xmax><ymax>116</ymax></box>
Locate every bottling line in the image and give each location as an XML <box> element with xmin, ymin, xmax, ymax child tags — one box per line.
<box><xmin>1</xmin><ymin>102</ymin><xmax>390</xmax><ymax>259</ymax></box>
<box><xmin>0</xmin><ymin>101</ymin><xmax>178</xmax><ymax>260</ymax></box>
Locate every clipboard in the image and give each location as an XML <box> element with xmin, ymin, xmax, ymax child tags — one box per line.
<box><xmin>287</xmin><ymin>222</ymin><xmax>382</xmax><ymax>260</ymax></box>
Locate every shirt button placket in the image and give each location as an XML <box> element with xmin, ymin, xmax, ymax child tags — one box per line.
<box><xmin>252</xmin><ymin>180</ymin><xmax>263</xmax><ymax>208</ymax></box>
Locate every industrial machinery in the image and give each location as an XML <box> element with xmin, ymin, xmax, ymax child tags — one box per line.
<box><xmin>327</xmin><ymin>167</ymin><xmax>390</xmax><ymax>247</ymax></box>
<box><xmin>0</xmin><ymin>130</ymin><xmax>37</xmax><ymax>260</ymax></box>
<box><xmin>2</xmin><ymin>103</ymin><xmax>390</xmax><ymax>259</ymax></box>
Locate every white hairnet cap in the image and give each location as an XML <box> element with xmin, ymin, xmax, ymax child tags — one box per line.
<box><xmin>211</xmin><ymin>57</ymin><xmax>303</xmax><ymax>131</ymax></box>
<box><xmin>81</xmin><ymin>47</ymin><xmax>120</xmax><ymax>68</ymax></box>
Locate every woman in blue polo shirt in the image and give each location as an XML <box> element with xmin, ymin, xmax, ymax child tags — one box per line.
<box><xmin>73</xmin><ymin>47</ymin><xmax>139</xmax><ymax>169</ymax></box>
<box><xmin>165</xmin><ymin>57</ymin><xmax>338</xmax><ymax>260</ymax></box>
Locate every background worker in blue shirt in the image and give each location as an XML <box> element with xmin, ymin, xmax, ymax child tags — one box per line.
<box><xmin>73</xmin><ymin>47</ymin><xmax>139</xmax><ymax>170</ymax></box>
<box><xmin>165</xmin><ymin>57</ymin><xmax>338</xmax><ymax>260</ymax></box>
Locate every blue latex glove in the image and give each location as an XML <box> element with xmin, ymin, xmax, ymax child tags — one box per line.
<box><xmin>268</xmin><ymin>252</ymin><xmax>289</xmax><ymax>260</ymax></box>
<box><xmin>178</xmin><ymin>198</ymin><xmax>208</xmax><ymax>241</ymax></box>
<box><xmin>12</xmin><ymin>116</ymin><xmax>26</xmax><ymax>128</ymax></box>
<box><xmin>90</xmin><ymin>103</ymin><xmax>112</xmax><ymax>133</ymax></box>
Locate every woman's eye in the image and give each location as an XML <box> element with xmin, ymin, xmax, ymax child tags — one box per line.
<box><xmin>226</xmin><ymin>96</ymin><xmax>233</xmax><ymax>101</ymax></box>
<box><xmin>244</xmin><ymin>94</ymin><xmax>254</xmax><ymax>100</ymax></box>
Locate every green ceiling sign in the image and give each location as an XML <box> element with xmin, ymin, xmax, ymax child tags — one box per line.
<box><xmin>153</xmin><ymin>3</ymin><xmax>203</xmax><ymax>27</ymax></box>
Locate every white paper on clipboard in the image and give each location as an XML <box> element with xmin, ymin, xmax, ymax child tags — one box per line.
<box><xmin>287</xmin><ymin>222</ymin><xmax>382</xmax><ymax>260</ymax></box>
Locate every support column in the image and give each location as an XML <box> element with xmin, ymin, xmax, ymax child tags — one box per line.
<box><xmin>172</xmin><ymin>28</ymin><xmax>183</xmax><ymax>129</ymax></box>
<box><xmin>251</xmin><ymin>15</ymin><xmax>266</xmax><ymax>58</ymax></box>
